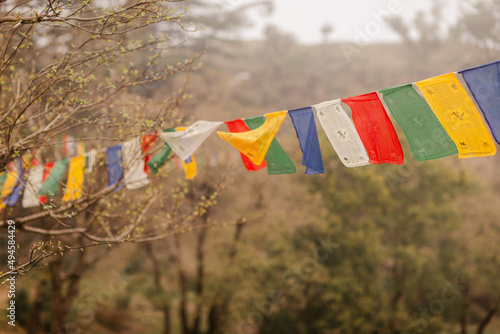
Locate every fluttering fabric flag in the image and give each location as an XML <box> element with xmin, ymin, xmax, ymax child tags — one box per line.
<box><xmin>0</xmin><ymin>164</ymin><xmax>18</xmax><ymax>210</ymax></box>
<box><xmin>87</xmin><ymin>149</ymin><xmax>97</xmax><ymax>174</ymax></box>
<box><xmin>416</xmin><ymin>73</ymin><xmax>497</xmax><ymax>158</ymax></box>
<box><xmin>342</xmin><ymin>92</ymin><xmax>404</xmax><ymax>165</ymax></box>
<box><xmin>147</xmin><ymin>129</ymin><xmax>175</xmax><ymax>175</ymax></box>
<box><xmin>0</xmin><ymin>171</ymin><xmax>6</xmax><ymax>192</ymax></box>
<box><xmin>160</xmin><ymin>121</ymin><xmax>222</xmax><ymax>161</ymax></box>
<box><xmin>218</xmin><ymin>111</ymin><xmax>287</xmax><ymax>166</ymax></box>
<box><xmin>39</xmin><ymin>162</ymin><xmax>55</xmax><ymax>204</ymax></box>
<box><xmin>181</xmin><ymin>156</ymin><xmax>197</xmax><ymax>179</ymax></box>
<box><xmin>38</xmin><ymin>159</ymin><xmax>69</xmax><ymax>197</ymax></box>
<box><xmin>141</xmin><ymin>134</ymin><xmax>157</xmax><ymax>174</ymax></box>
<box><xmin>62</xmin><ymin>155</ymin><xmax>85</xmax><ymax>202</ymax></box>
<box><xmin>459</xmin><ymin>61</ymin><xmax>500</xmax><ymax>144</ymax></box>
<box><xmin>288</xmin><ymin>107</ymin><xmax>325</xmax><ymax>174</ymax></box>
<box><xmin>225</xmin><ymin>119</ymin><xmax>267</xmax><ymax>171</ymax></box>
<box><xmin>313</xmin><ymin>100</ymin><xmax>369</xmax><ymax>167</ymax></box>
<box><xmin>380</xmin><ymin>84</ymin><xmax>458</xmax><ymax>161</ymax></box>
<box><xmin>107</xmin><ymin>145</ymin><xmax>124</xmax><ymax>189</ymax></box>
<box><xmin>244</xmin><ymin>116</ymin><xmax>296</xmax><ymax>175</ymax></box>
<box><xmin>22</xmin><ymin>160</ymin><xmax>44</xmax><ymax>208</ymax></box>
<box><xmin>62</xmin><ymin>134</ymin><xmax>77</xmax><ymax>157</ymax></box>
<box><xmin>0</xmin><ymin>159</ymin><xmax>26</xmax><ymax>210</ymax></box>
<box><xmin>122</xmin><ymin>137</ymin><xmax>150</xmax><ymax>190</ymax></box>
<box><xmin>176</xmin><ymin>127</ymin><xmax>197</xmax><ymax>179</ymax></box>
<box><xmin>76</xmin><ymin>142</ymin><xmax>87</xmax><ymax>156</ymax></box>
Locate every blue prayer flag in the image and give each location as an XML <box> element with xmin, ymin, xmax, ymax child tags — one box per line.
<box><xmin>3</xmin><ymin>159</ymin><xmax>27</xmax><ymax>206</ymax></box>
<box><xmin>288</xmin><ymin>107</ymin><xmax>325</xmax><ymax>175</ymax></box>
<box><xmin>460</xmin><ymin>61</ymin><xmax>500</xmax><ymax>144</ymax></box>
<box><xmin>107</xmin><ymin>145</ymin><xmax>124</xmax><ymax>190</ymax></box>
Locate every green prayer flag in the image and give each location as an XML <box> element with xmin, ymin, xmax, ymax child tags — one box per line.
<box><xmin>244</xmin><ymin>116</ymin><xmax>296</xmax><ymax>175</ymax></box>
<box><xmin>0</xmin><ymin>171</ymin><xmax>6</xmax><ymax>192</ymax></box>
<box><xmin>38</xmin><ymin>159</ymin><xmax>69</xmax><ymax>197</ymax></box>
<box><xmin>380</xmin><ymin>84</ymin><xmax>458</xmax><ymax>161</ymax></box>
<box><xmin>147</xmin><ymin>128</ymin><xmax>175</xmax><ymax>175</ymax></box>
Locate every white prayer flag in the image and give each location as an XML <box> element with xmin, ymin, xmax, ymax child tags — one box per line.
<box><xmin>22</xmin><ymin>164</ymin><xmax>44</xmax><ymax>208</ymax></box>
<box><xmin>122</xmin><ymin>138</ymin><xmax>150</xmax><ymax>190</ymax></box>
<box><xmin>313</xmin><ymin>99</ymin><xmax>370</xmax><ymax>168</ymax></box>
<box><xmin>87</xmin><ymin>149</ymin><xmax>97</xmax><ymax>173</ymax></box>
<box><xmin>160</xmin><ymin>121</ymin><xmax>222</xmax><ymax>161</ymax></box>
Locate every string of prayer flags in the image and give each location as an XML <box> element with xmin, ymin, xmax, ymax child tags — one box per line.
<box><xmin>160</xmin><ymin>121</ymin><xmax>222</xmax><ymax>161</ymax></box>
<box><xmin>380</xmin><ymin>84</ymin><xmax>458</xmax><ymax>161</ymax></box>
<box><xmin>1</xmin><ymin>60</ymin><xmax>498</xmax><ymax>205</ymax></box>
<box><xmin>416</xmin><ymin>73</ymin><xmax>496</xmax><ymax>158</ymax></box>
<box><xmin>38</xmin><ymin>159</ymin><xmax>69</xmax><ymax>197</ymax></box>
<box><xmin>342</xmin><ymin>93</ymin><xmax>404</xmax><ymax>165</ymax></box>
<box><xmin>22</xmin><ymin>159</ymin><xmax>44</xmax><ymax>208</ymax></box>
<box><xmin>176</xmin><ymin>127</ymin><xmax>197</xmax><ymax>179</ymax></box>
<box><xmin>459</xmin><ymin>61</ymin><xmax>500</xmax><ymax>144</ymax></box>
<box><xmin>244</xmin><ymin>116</ymin><xmax>296</xmax><ymax>175</ymax></box>
<box><xmin>288</xmin><ymin>107</ymin><xmax>325</xmax><ymax>174</ymax></box>
<box><xmin>122</xmin><ymin>138</ymin><xmax>150</xmax><ymax>190</ymax></box>
<box><xmin>313</xmin><ymin>100</ymin><xmax>370</xmax><ymax>167</ymax></box>
<box><xmin>218</xmin><ymin>111</ymin><xmax>287</xmax><ymax>166</ymax></box>
<box><xmin>107</xmin><ymin>145</ymin><xmax>124</xmax><ymax>189</ymax></box>
<box><xmin>147</xmin><ymin>129</ymin><xmax>175</xmax><ymax>175</ymax></box>
<box><xmin>225</xmin><ymin>119</ymin><xmax>267</xmax><ymax>171</ymax></box>
<box><xmin>62</xmin><ymin>155</ymin><xmax>85</xmax><ymax>202</ymax></box>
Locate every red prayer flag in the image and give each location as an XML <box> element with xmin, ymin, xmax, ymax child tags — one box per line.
<box><xmin>225</xmin><ymin>119</ymin><xmax>267</xmax><ymax>171</ymax></box>
<box><xmin>141</xmin><ymin>134</ymin><xmax>158</xmax><ymax>174</ymax></box>
<box><xmin>39</xmin><ymin>161</ymin><xmax>55</xmax><ymax>204</ymax></box>
<box><xmin>342</xmin><ymin>92</ymin><xmax>404</xmax><ymax>165</ymax></box>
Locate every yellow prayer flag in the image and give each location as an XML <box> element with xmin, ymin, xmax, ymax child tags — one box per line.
<box><xmin>76</xmin><ymin>142</ymin><xmax>87</xmax><ymax>156</ymax></box>
<box><xmin>62</xmin><ymin>155</ymin><xmax>85</xmax><ymax>202</ymax></box>
<box><xmin>216</xmin><ymin>111</ymin><xmax>287</xmax><ymax>165</ymax></box>
<box><xmin>176</xmin><ymin>127</ymin><xmax>197</xmax><ymax>180</ymax></box>
<box><xmin>416</xmin><ymin>73</ymin><xmax>496</xmax><ymax>158</ymax></box>
<box><xmin>0</xmin><ymin>167</ymin><xmax>19</xmax><ymax>210</ymax></box>
<box><xmin>181</xmin><ymin>156</ymin><xmax>197</xmax><ymax>180</ymax></box>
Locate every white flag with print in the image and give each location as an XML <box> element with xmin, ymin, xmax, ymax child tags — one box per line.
<box><xmin>22</xmin><ymin>164</ymin><xmax>44</xmax><ymax>208</ymax></box>
<box><xmin>314</xmin><ymin>99</ymin><xmax>370</xmax><ymax>168</ymax></box>
<box><xmin>160</xmin><ymin>121</ymin><xmax>222</xmax><ymax>161</ymax></box>
<box><xmin>122</xmin><ymin>138</ymin><xmax>150</xmax><ymax>190</ymax></box>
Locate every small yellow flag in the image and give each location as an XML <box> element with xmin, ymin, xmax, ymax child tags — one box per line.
<box><xmin>0</xmin><ymin>167</ymin><xmax>19</xmax><ymax>210</ymax></box>
<box><xmin>62</xmin><ymin>155</ymin><xmax>85</xmax><ymax>202</ymax></box>
<box><xmin>217</xmin><ymin>111</ymin><xmax>287</xmax><ymax>165</ymax></box>
<box><xmin>176</xmin><ymin>127</ymin><xmax>197</xmax><ymax>180</ymax></box>
<box><xmin>181</xmin><ymin>157</ymin><xmax>197</xmax><ymax>180</ymax></box>
<box><xmin>416</xmin><ymin>73</ymin><xmax>496</xmax><ymax>158</ymax></box>
<box><xmin>76</xmin><ymin>142</ymin><xmax>87</xmax><ymax>156</ymax></box>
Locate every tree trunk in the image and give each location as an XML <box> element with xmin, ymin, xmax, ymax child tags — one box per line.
<box><xmin>207</xmin><ymin>304</ymin><xmax>220</xmax><ymax>334</ymax></box>
<box><xmin>477</xmin><ymin>298</ymin><xmax>500</xmax><ymax>334</ymax></box>
<box><xmin>49</xmin><ymin>248</ymin><xmax>86</xmax><ymax>334</ymax></box>
<box><xmin>26</xmin><ymin>279</ymin><xmax>46</xmax><ymax>333</ymax></box>
<box><xmin>171</xmin><ymin>235</ymin><xmax>190</xmax><ymax>334</ymax></box>
<box><xmin>460</xmin><ymin>284</ymin><xmax>469</xmax><ymax>334</ymax></box>
<box><xmin>143</xmin><ymin>242</ymin><xmax>172</xmax><ymax>334</ymax></box>
<box><xmin>49</xmin><ymin>258</ymin><xmax>68</xmax><ymax>334</ymax></box>
<box><xmin>192</xmin><ymin>209</ymin><xmax>210</xmax><ymax>334</ymax></box>
<box><xmin>162</xmin><ymin>305</ymin><xmax>171</xmax><ymax>334</ymax></box>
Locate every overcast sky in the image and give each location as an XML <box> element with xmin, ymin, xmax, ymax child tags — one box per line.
<box><xmin>241</xmin><ymin>0</ymin><xmax>461</xmax><ymax>44</ymax></box>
